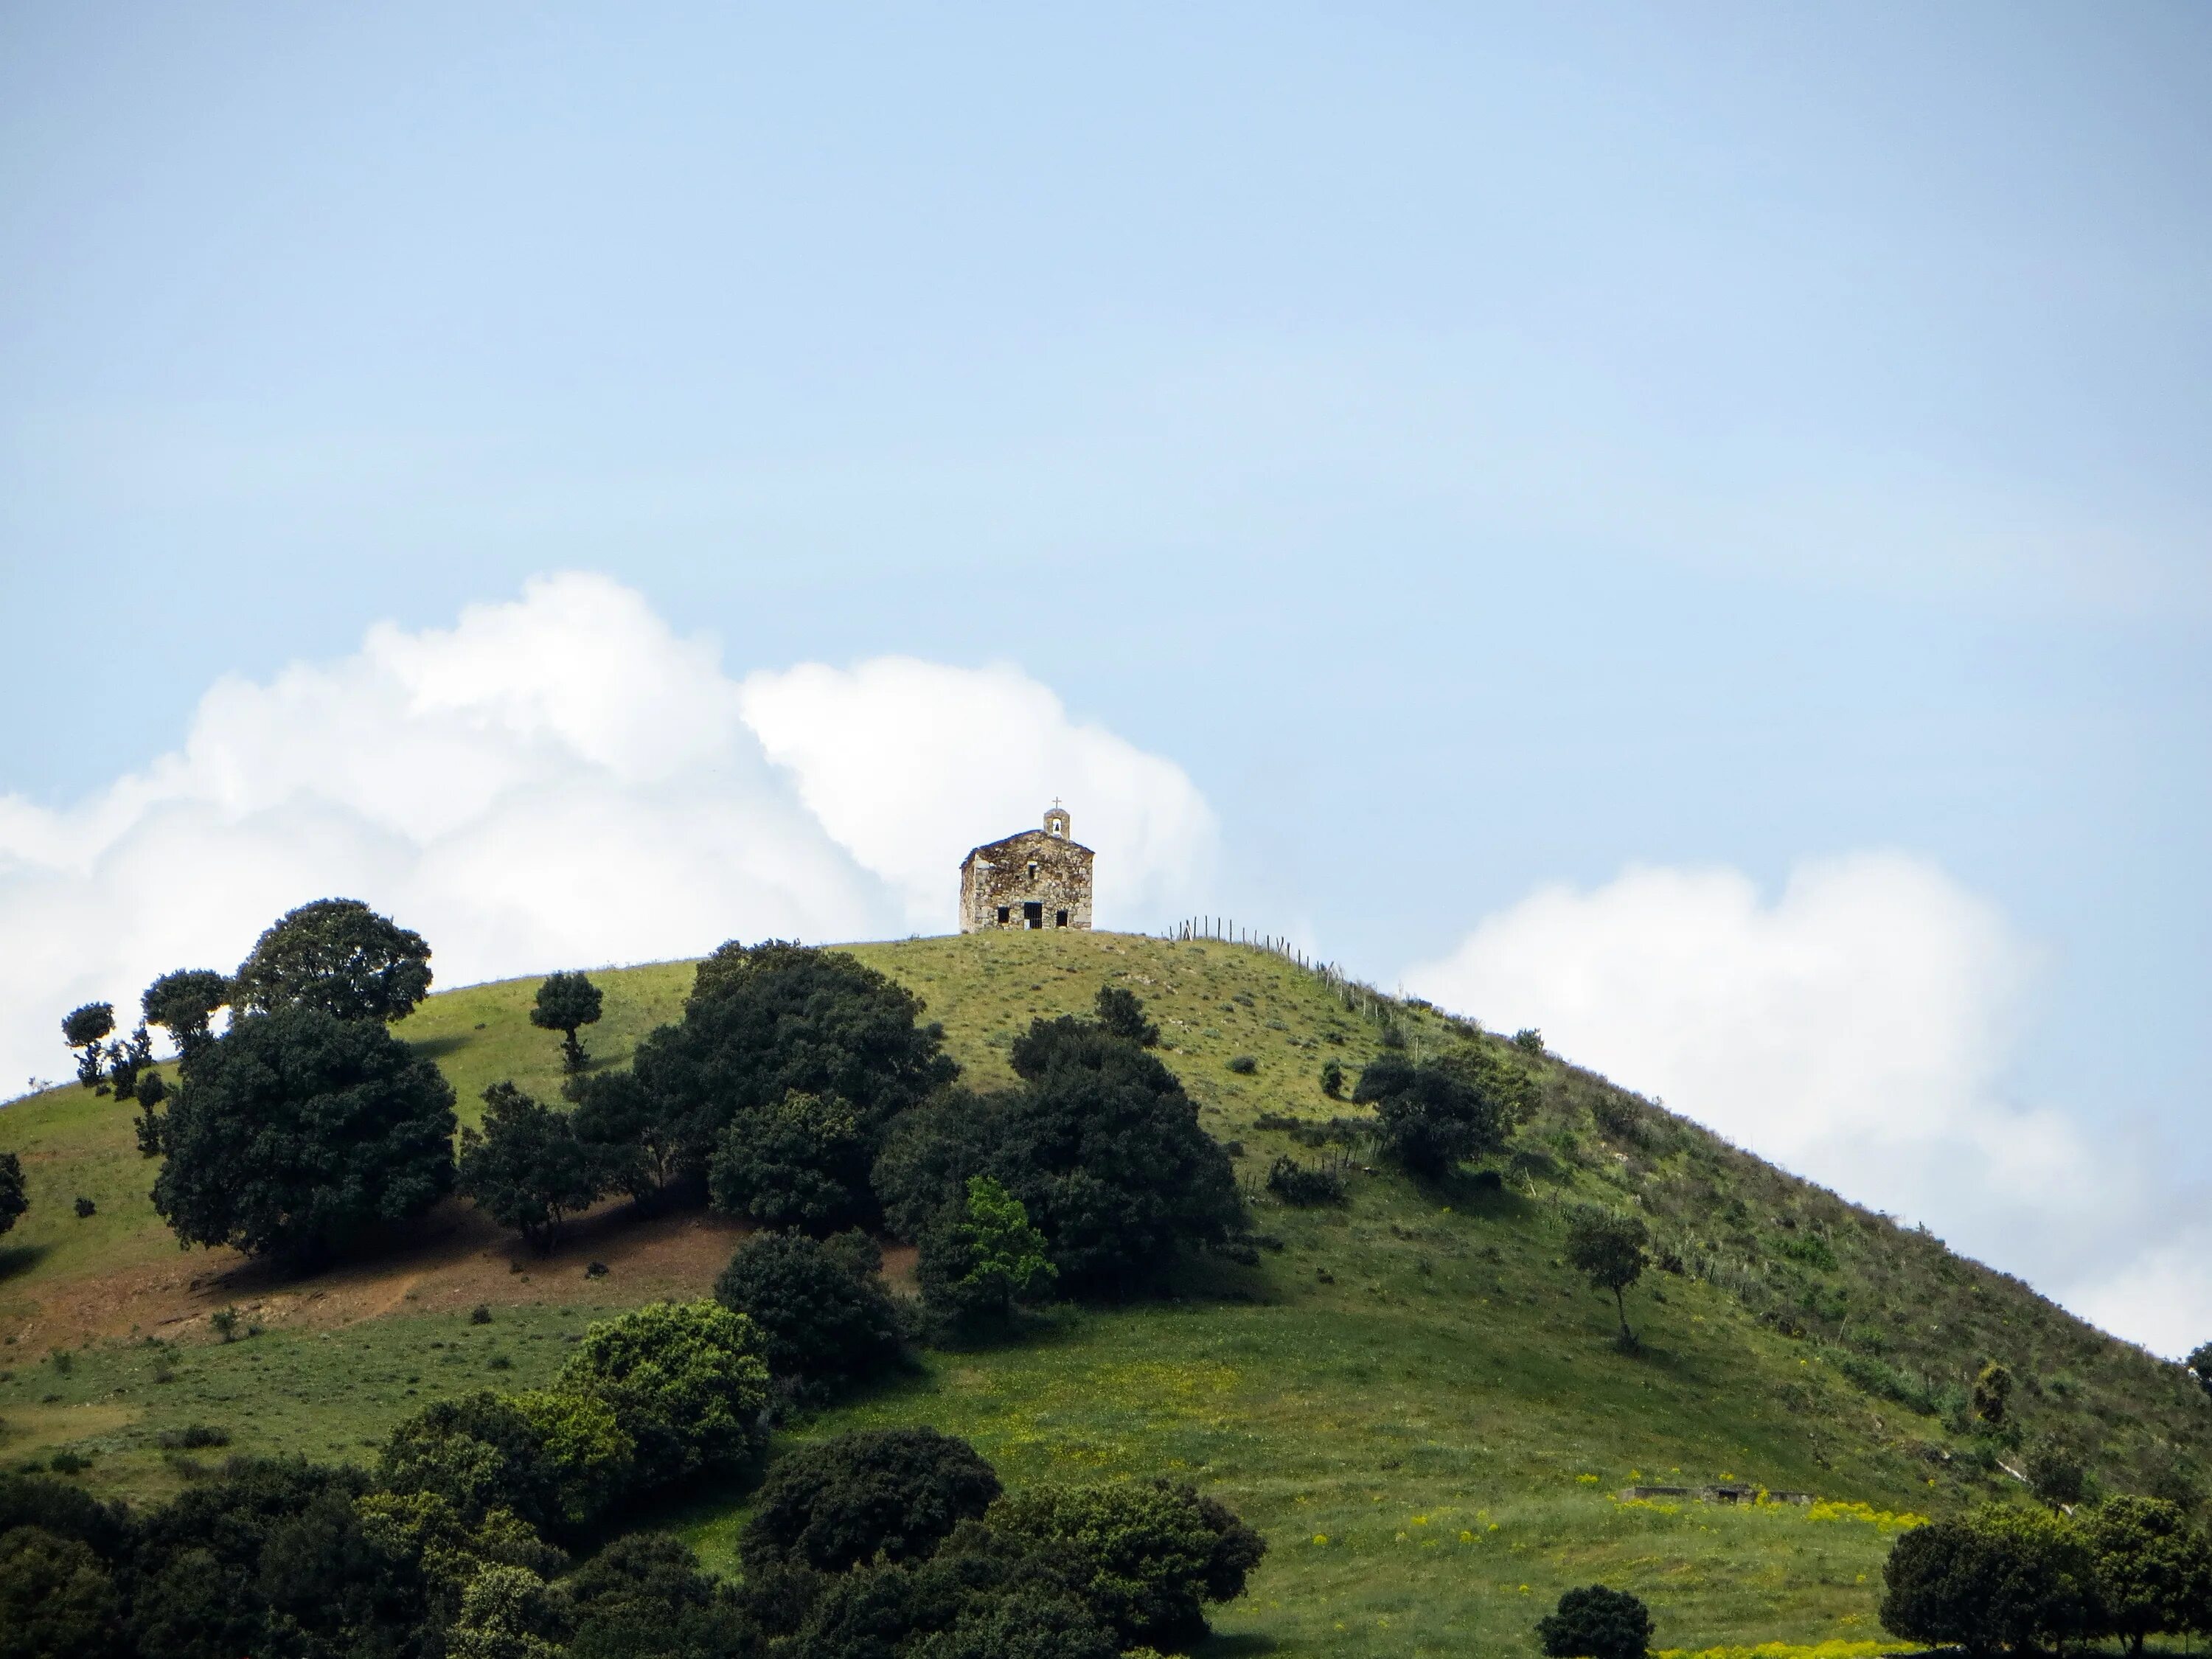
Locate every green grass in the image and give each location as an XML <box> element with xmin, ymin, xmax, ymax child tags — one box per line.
<box><xmin>3</xmin><ymin>928</ymin><xmax>2208</xmax><ymax>1656</ymax></box>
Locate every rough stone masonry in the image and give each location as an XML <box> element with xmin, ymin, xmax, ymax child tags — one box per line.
<box><xmin>959</xmin><ymin>804</ymin><xmax>1094</xmax><ymax>932</ymax></box>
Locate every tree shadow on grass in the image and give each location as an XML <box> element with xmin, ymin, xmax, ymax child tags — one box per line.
<box><xmin>0</xmin><ymin>1241</ymin><xmax>51</xmax><ymax>1283</ymax></box>
<box><xmin>403</xmin><ymin>1034</ymin><xmax>471</xmax><ymax>1060</ymax></box>
<box><xmin>1194</xmin><ymin>1632</ymin><xmax>1278</xmax><ymax>1657</ymax></box>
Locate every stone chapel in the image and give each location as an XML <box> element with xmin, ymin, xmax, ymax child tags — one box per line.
<box><xmin>959</xmin><ymin>804</ymin><xmax>1094</xmax><ymax>931</ymax></box>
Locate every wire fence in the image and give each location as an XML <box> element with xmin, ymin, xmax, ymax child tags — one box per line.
<box><xmin>1158</xmin><ymin>916</ymin><xmax>1400</xmax><ymax>1025</ymax></box>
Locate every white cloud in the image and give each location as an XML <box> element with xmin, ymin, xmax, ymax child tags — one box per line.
<box><xmin>0</xmin><ymin>574</ymin><xmax>1214</xmax><ymax>1098</ymax></box>
<box><xmin>738</xmin><ymin>657</ymin><xmax>1216</xmax><ymax>933</ymax></box>
<box><xmin>1406</xmin><ymin>855</ymin><xmax>2209</xmax><ymax>1357</ymax></box>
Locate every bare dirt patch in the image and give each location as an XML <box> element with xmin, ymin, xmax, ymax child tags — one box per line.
<box><xmin>4</xmin><ymin>1197</ymin><xmax>752</xmax><ymax>1352</ymax></box>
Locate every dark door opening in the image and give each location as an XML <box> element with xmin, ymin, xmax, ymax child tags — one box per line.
<box><xmin>1054</xmin><ymin>910</ymin><xmax>1068</xmax><ymax>928</ymax></box>
<box><xmin>1023</xmin><ymin>902</ymin><xmax>1044</xmax><ymax>928</ymax></box>
<box><xmin>996</xmin><ymin>905</ymin><xmax>1010</xmax><ymax>925</ymax></box>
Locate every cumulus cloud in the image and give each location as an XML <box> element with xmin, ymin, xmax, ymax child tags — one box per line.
<box><xmin>0</xmin><ymin>574</ymin><xmax>1214</xmax><ymax>1097</ymax></box>
<box><xmin>738</xmin><ymin>657</ymin><xmax>1216</xmax><ymax>933</ymax></box>
<box><xmin>1405</xmin><ymin>855</ymin><xmax>2210</xmax><ymax>1357</ymax></box>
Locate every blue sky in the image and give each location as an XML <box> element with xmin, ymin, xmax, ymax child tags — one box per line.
<box><xmin>3</xmin><ymin>4</ymin><xmax>2208</xmax><ymax>1346</ymax></box>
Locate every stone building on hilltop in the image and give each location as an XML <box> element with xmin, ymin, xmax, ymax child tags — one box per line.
<box><xmin>959</xmin><ymin>804</ymin><xmax>1093</xmax><ymax>932</ymax></box>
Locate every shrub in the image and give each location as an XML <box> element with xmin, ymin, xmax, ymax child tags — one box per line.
<box><xmin>917</xmin><ymin>1175</ymin><xmax>1057</xmax><ymax>1328</ymax></box>
<box><xmin>1225</xmin><ymin>1054</ymin><xmax>1256</xmax><ymax>1075</ymax></box>
<box><xmin>1318</xmin><ymin>1059</ymin><xmax>1343</xmax><ymax>1099</ymax></box>
<box><xmin>1354</xmin><ymin>1053</ymin><xmax>1512</xmax><ymax>1179</ymax></box>
<box><xmin>209</xmin><ymin>1307</ymin><xmax>239</xmax><ymax>1342</ymax></box>
<box><xmin>742</xmin><ymin>1428</ymin><xmax>1003</xmax><ymax>1573</ymax></box>
<box><xmin>472</xmin><ymin>1303</ymin><xmax>493</xmax><ymax>1324</ymax></box>
<box><xmin>1265</xmin><ymin>1156</ymin><xmax>1345</xmax><ymax>1207</ymax></box>
<box><xmin>555</xmin><ymin>1301</ymin><xmax>770</xmax><ymax>1489</ymax></box>
<box><xmin>990</xmin><ymin>1479</ymin><xmax>1266</xmax><ymax>1646</ymax></box>
<box><xmin>1512</xmin><ymin>1027</ymin><xmax>1545</xmax><ymax>1055</ymax></box>
<box><xmin>1537</xmin><ymin>1585</ymin><xmax>1652</xmax><ymax>1659</ymax></box>
<box><xmin>712</xmin><ymin>1230</ymin><xmax>906</xmax><ymax>1394</ymax></box>
<box><xmin>1880</xmin><ymin>1505</ymin><xmax>2096</xmax><ymax>1655</ymax></box>
<box><xmin>1974</xmin><ymin>1362</ymin><xmax>2014</xmax><ymax>1426</ymax></box>
<box><xmin>708</xmin><ymin>1091</ymin><xmax>877</xmax><ymax>1235</ymax></box>
<box><xmin>72</xmin><ymin>1196</ymin><xmax>95</xmax><ymax>1220</ymax></box>
<box><xmin>153</xmin><ymin>1424</ymin><xmax>231</xmax><ymax>1450</ymax></box>
<box><xmin>458</xmin><ymin>1082</ymin><xmax>613</xmax><ymax>1252</ymax></box>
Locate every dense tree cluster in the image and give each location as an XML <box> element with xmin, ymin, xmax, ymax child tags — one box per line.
<box><xmin>737</xmin><ymin>1431</ymin><xmax>1264</xmax><ymax>1656</ymax></box>
<box><xmin>575</xmin><ymin>942</ymin><xmax>956</xmax><ymax>1209</ymax></box>
<box><xmin>1882</xmin><ymin>1496</ymin><xmax>2212</xmax><ymax>1655</ymax></box>
<box><xmin>0</xmin><ymin>1377</ymin><xmax>1262</xmax><ymax>1659</ymax></box>
<box><xmin>876</xmin><ymin>1004</ymin><xmax>1241</xmax><ymax>1299</ymax></box>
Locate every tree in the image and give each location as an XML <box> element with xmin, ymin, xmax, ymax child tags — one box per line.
<box><xmin>622</xmin><ymin>941</ymin><xmax>957</xmax><ymax>1189</ymax></box>
<box><xmin>1974</xmin><ymin>1362</ymin><xmax>2014</xmax><ymax>1427</ymax></box>
<box><xmin>509</xmin><ymin>1389</ymin><xmax>637</xmax><ymax>1532</ymax></box>
<box><xmin>530</xmin><ymin>971</ymin><xmax>604</xmax><ymax>1074</ymax></box>
<box><xmin>990</xmin><ymin>1019</ymin><xmax>1241</xmax><ymax>1296</ymax></box>
<box><xmin>378</xmin><ymin>1390</ymin><xmax>569</xmax><ymax>1534</ymax></box>
<box><xmin>712</xmin><ymin>1231</ymin><xmax>906</xmax><ymax>1396</ymax></box>
<box><xmin>990</xmin><ymin>1480</ymin><xmax>1266</xmax><ymax>1647</ymax></box>
<box><xmin>142</xmin><ymin>969</ymin><xmax>230</xmax><ymax>1059</ymax></box>
<box><xmin>708</xmin><ymin>1091</ymin><xmax>876</xmax><ymax>1235</ymax></box>
<box><xmin>1318</xmin><ymin>1058</ymin><xmax>1344</xmax><ymax>1099</ymax></box>
<box><xmin>554</xmin><ymin>1301</ymin><xmax>770</xmax><ymax>1489</ymax></box>
<box><xmin>1537</xmin><ymin>1585</ymin><xmax>1653</xmax><ymax>1659</ymax></box>
<box><xmin>2026</xmin><ymin>1434</ymin><xmax>2089</xmax><ymax>1507</ymax></box>
<box><xmin>232</xmin><ymin>897</ymin><xmax>434</xmax><ymax>1023</ymax></box>
<box><xmin>741</xmin><ymin>1428</ymin><xmax>1004</xmax><ymax>1573</ymax></box>
<box><xmin>457</xmin><ymin>1082</ymin><xmax>611</xmax><ymax>1252</ymax></box>
<box><xmin>447</xmin><ymin>1565</ymin><xmax>569</xmax><ymax>1659</ymax></box>
<box><xmin>60</xmin><ymin>1003</ymin><xmax>114</xmax><ymax>1093</ymax></box>
<box><xmin>564</xmin><ymin>1531</ymin><xmax>754</xmax><ymax>1659</ymax></box>
<box><xmin>571</xmin><ymin>1068</ymin><xmax>697</xmax><ymax>1202</ymax></box>
<box><xmin>106</xmin><ymin>1023</ymin><xmax>154</xmax><ymax>1102</ymax></box>
<box><xmin>1564</xmin><ymin>1207</ymin><xmax>1652</xmax><ymax>1346</ymax></box>
<box><xmin>143</xmin><ymin>1004</ymin><xmax>457</xmax><ymax>1263</ymax></box>
<box><xmin>1352</xmin><ymin>1052</ymin><xmax>1512</xmax><ymax>1178</ymax></box>
<box><xmin>1092</xmin><ymin>987</ymin><xmax>1159</xmax><ymax>1048</ymax></box>
<box><xmin>0</xmin><ymin>1528</ymin><xmax>122</xmax><ymax>1659</ymax></box>
<box><xmin>0</xmin><ymin>1152</ymin><xmax>24</xmax><ymax>1237</ymax></box>
<box><xmin>2083</xmin><ymin>1495</ymin><xmax>2212</xmax><ymax>1655</ymax></box>
<box><xmin>1880</xmin><ymin>1506</ymin><xmax>2096</xmax><ymax>1656</ymax></box>
<box><xmin>917</xmin><ymin>1175</ymin><xmax>1056</xmax><ymax>1327</ymax></box>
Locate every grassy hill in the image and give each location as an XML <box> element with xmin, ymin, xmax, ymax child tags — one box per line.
<box><xmin>3</xmin><ymin>928</ymin><xmax>2207</xmax><ymax>1656</ymax></box>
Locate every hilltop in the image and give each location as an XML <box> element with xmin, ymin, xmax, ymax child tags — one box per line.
<box><xmin>3</xmin><ymin>928</ymin><xmax>2207</xmax><ymax>1655</ymax></box>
